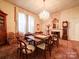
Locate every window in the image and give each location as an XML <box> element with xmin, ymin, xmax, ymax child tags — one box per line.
<box><xmin>18</xmin><ymin>13</ymin><xmax>27</xmax><ymax>34</ymax></box>
<box><xmin>28</xmin><ymin>15</ymin><xmax>35</xmax><ymax>33</ymax></box>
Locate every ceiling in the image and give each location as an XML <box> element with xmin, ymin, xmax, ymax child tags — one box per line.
<box><xmin>5</xmin><ymin>0</ymin><xmax>79</xmax><ymax>14</ymax></box>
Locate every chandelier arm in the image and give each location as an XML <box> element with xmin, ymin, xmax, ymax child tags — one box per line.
<box><xmin>39</xmin><ymin>0</ymin><xmax>50</xmax><ymax>20</ymax></box>
<box><xmin>43</xmin><ymin>0</ymin><xmax>46</xmax><ymax>10</ymax></box>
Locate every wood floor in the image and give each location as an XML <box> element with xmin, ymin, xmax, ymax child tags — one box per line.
<box><xmin>0</xmin><ymin>39</ymin><xmax>79</xmax><ymax>59</ymax></box>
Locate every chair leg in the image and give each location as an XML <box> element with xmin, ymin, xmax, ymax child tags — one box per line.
<box><xmin>43</xmin><ymin>51</ymin><xmax>46</xmax><ymax>59</ymax></box>
<box><xmin>17</xmin><ymin>48</ymin><xmax>21</xmax><ymax>59</ymax></box>
<box><xmin>49</xmin><ymin>47</ymin><xmax>51</xmax><ymax>56</ymax></box>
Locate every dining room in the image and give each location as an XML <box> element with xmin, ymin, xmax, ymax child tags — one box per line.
<box><xmin>0</xmin><ymin>0</ymin><xmax>79</xmax><ymax>59</ymax></box>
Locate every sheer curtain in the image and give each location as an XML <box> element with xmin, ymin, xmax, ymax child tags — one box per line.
<box><xmin>18</xmin><ymin>12</ymin><xmax>27</xmax><ymax>34</ymax></box>
<box><xmin>28</xmin><ymin>15</ymin><xmax>35</xmax><ymax>33</ymax></box>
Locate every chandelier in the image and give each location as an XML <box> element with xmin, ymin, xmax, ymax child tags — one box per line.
<box><xmin>39</xmin><ymin>0</ymin><xmax>50</xmax><ymax>20</ymax></box>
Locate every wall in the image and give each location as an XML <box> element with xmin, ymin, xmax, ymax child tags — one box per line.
<box><xmin>41</xmin><ymin>13</ymin><xmax>61</xmax><ymax>34</ymax></box>
<box><xmin>0</xmin><ymin>0</ymin><xmax>15</xmax><ymax>33</ymax></box>
<box><xmin>0</xmin><ymin>0</ymin><xmax>41</xmax><ymax>34</ymax></box>
<box><xmin>16</xmin><ymin>8</ymin><xmax>42</xmax><ymax>33</ymax></box>
<box><xmin>42</xmin><ymin>6</ymin><xmax>79</xmax><ymax>41</ymax></box>
<box><xmin>59</xmin><ymin>6</ymin><xmax>79</xmax><ymax>41</ymax></box>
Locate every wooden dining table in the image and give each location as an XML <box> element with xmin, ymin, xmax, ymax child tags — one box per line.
<box><xmin>34</xmin><ymin>34</ymin><xmax>49</xmax><ymax>40</ymax></box>
<box><xmin>25</xmin><ymin>34</ymin><xmax>49</xmax><ymax>45</ymax></box>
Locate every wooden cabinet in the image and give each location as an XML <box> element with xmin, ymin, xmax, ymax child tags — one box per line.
<box><xmin>0</xmin><ymin>10</ymin><xmax>7</xmax><ymax>45</ymax></box>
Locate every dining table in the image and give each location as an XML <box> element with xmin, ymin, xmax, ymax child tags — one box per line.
<box><xmin>25</xmin><ymin>34</ymin><xmax>50</xmax><ymax>45</ymax></box>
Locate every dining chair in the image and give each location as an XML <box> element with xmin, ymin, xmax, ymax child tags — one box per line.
<box><xmin>45</xmin><ymin>35</ymin><xmax>53</xmax><ymax>56</ymax></box>
<box><xmin>35</xmin><ymin>31</ymin><xmax>43</xmax><ymax>34</ymax></box>
<box><xmin>16</xmin><ymin>36</ymin><xmax>35</xmax><ymax>59</ymax></box>
<box><xmin>36</xmin><ymin>42</ymin><xmax>47</xmax><ymax>59</ymax></box>
<box><xmin>36</xmin><ymin>37</ymin><xmax>51</xmax><ymax>59</ymax></box>
<box><xmin>7</xmin><ymin>32</ymin><xmax>15</xmax><ymax>45</ymax></box>
<box><xmin>25</xmin><ymin>32</ymin><xmax>34</xmax><ymax>36</ymax></box>
<box><xmin>52</xmin><ymin>34</ymin><xmax>59</xmax><ymax>47</ymax></box>
<box><xmin>24</xmin><ymin>35</ymin><xmax>36</xmax><ymax>46</ymax></box>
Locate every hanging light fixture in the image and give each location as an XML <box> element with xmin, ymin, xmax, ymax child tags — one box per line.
<box><xmin>39</xmin><ymin>0</ymin><xmax>50</xmax><ymax>20</ymax></box>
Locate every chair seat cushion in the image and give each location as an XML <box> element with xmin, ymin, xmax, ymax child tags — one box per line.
<box><xmin>27</xmin><ymin>45</ymin><xmax>35</xmax><ymax>51</ymax></box>
<box><xmin>54</xmin><ymin>38</ymin><xmax>57</xmax><ymax>41</ymax></box>
<box><xmin>22</xmin><ymin>45</ymin><xmax>35</xmax><ymax>54</ymax></box>
<box><xmin>22</xmin><ymin>49</ymin><xmax>32</xmax><ymax>54</ymax></box>
<box><xmin>37</xmin><ymin>43</ymin><xmax>45</xmax><ymax>50</ymax></box>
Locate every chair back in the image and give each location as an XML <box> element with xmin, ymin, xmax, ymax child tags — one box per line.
<box><xmin>18</xmin><ymin>40</ymin><xmax>28</xmax><ymax>54</ymax></box>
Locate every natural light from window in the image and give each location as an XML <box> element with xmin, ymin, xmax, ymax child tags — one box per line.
<box><xmin>28</xmin><ymin>15</ymin><xmax>35</xmax><ymax>33</ymax></box>
<box><xmin>18</xmin><ymin>13</ymin><xmax>27</xmax><ymax>34</ymax></box>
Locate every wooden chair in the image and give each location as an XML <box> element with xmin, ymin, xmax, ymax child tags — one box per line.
<box><xmin>36</xmin><ymin>37</ymin><xmax>52</xmax><ymax>59</ymax></box>
<box><xmin>25</xmin><ymin>32</ymin><xmax>33</xmax><ymax>36</ymax></box>
<box><xmin>51</xmin><ymin>34</ymin><xmax>59</xmax><ymax>47</ymax></box>
<box><xmin>45</xmin><ymin>36</ymin><xmax>53</xmax><ymax>56</ymax></box>
<box><xmin>24</xmin><ymin>36</ymin><xmax>35</xmax><ymax>46</ymax></box>
<box><xmin>7</xmin><ymin>32</ymin><xmax>15</xmax><ymax>45</ymax></box>
<box><xmin>16</xmin><ymin>37</ymin><xmax>35</xmax><ymax>59</ymax></box>
<box><xmin>35</xmin><ymin>31</ymin><xmax>43</xmax><ymax>34</ymax></box>
<box><xmin>36</xmin><ymin>42</ymin><xmax>47</xmax><ymax>59</ymax></box>
<box><xmin>51</xmin><ymin>31</ymin><xmax>60</xmax><ymax>47</ymax></box>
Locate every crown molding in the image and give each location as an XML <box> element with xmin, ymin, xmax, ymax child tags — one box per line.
<box><xmin>3</xmin><ymin>0</ymin><xmax>37</xmax><ymax>15</ymax></box>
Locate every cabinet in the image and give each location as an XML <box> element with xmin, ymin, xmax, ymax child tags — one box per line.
<box><xmin>0</xmin><ymin>10</ymin><xmax>7</xmax><ymax>45</ymax></box>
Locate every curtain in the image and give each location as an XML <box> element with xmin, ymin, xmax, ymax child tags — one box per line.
<box><xmin>18</xmin><ymin>12</ymin><xmax>27</xmax><ymax>34</ymax></box>
<box><xmin>28</xmin><ymin>15</ymin><xmax>35</xmax><ymax>33</ymax></box>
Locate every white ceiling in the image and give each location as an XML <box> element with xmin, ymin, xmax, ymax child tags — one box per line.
<box><xmin>5</xmin><ymin>0</ymin><xmax>79</xmax><ymax>14</ymax></box>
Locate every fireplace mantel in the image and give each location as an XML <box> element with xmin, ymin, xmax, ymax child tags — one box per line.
<box><xmin>52</xmin><ymin>29</ymin><xmax>61</xmax><ymax>32</ymax></box>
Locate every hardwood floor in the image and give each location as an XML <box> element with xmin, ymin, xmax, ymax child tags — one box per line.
<box><xmin>0</xmin><ymin>40</ymin><xmax>79</xmax><ymax>59</ymax></box>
